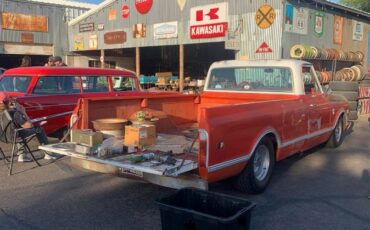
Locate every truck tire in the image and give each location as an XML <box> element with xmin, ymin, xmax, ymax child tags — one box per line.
<box><xmin>326</xmin><ymin>117</ymin><xmax>344</xmax><ymax>148</ymax></box>
<box><xmin>329</xmin><ymin>81</ymin><xmax>359</xmax><ymax>91</ymax></box>
<box><xmin>233</xmin><ymin>137</ymin><xmax>275</xmax><ymax>194</ymax></box>
<box><xmin>348</xmin><ymin>111</ymin><xmax>358</xmax><ymax>121</ymax></box>
<box><xmin>332</xmin><ymin>91</ymin><xmax>358</xmax><ymax>101</ymax></box>
<box><xmin>348</xmin><ymin>101</ymin><xmax>358</xmax><ymax>111</ymax></box>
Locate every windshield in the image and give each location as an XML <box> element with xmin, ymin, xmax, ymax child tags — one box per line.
<box><xmin>207</xmin><ymin>67</ymin><xmax>293</xmax><ymax>92</ymax></box>
<box><xmin>0</xmin><ymin>76</ymin><xmax>32</xmax><ymax>93</ymax></box>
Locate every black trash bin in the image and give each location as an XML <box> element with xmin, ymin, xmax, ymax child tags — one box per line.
<box><xmin>157</xmin><ymin>188</ymin><xmax>256</xmax><ymax>230</ymax></box>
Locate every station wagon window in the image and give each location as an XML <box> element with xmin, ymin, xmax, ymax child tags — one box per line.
<box><xmin>112</xmin><ymin>76</ymin><xmax>136</xmax><ymax>91</ymax></box>
<box><xmin>81</xmin><ymin>76</ymin><xmax>109</xmax><ymax>93</ymax></box>
<box><xmin>207</xmin><ymin>67</ymin><xmax>293</xmax><ymax>92</ymax></box>
<box><xmin>302</xmin><ymin>66</ymin><xmax>322</xmax><ymax>94</ymax></box>
<box><xmin>33</xmin><ymin>76</ymin><xmax>81</xmax><ymax>94</ymax></box>
<box><xmin>0</xmin><ymin>76</ymin><xmax>32</xmax><ymax>93</ymax></box>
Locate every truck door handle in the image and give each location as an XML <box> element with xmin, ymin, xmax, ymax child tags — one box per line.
<box><xmin>309</xmin><ymin>104</ymin><xmax>317</xmax><ymax>108</ymax></box>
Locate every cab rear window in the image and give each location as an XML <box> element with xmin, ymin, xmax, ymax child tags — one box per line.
<box><xmin>112</xmin><ymin>76</ymin><xmax>137</xmax><ymax>91</ymax></box>
<box><xmin>33</xmin><ymin>76</ymin><xmax>81</xmax><ymax>94</ymax></box>
<box><xmin>0</xmin><ymin>76</ymin><xmax>32</xmax><ymax>93</ymax></box>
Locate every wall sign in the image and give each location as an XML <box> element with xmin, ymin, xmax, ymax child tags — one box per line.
<box><xmin>153</xmin><ymin>21</ymin><xmax>178</xmax><ymax>39</ymax></box>
<box><xmin>135</xmin><ymin>0</ymin><xmax>153</xmax><ymax>14</ymax></box>
<box><xmin>79</xmin><ymin>23</ymin><xmax>94</xmax><ymax>33</ymax></box>
<box><xmin>225</xmin><ymin>30</ymin><xmax>240</xmax><ymax>50</ymax></box>
<box><xmin>284</xmin><ymin>3</ymin><xmax>308</xmax><ymax>35</ymax></box>
<box><xmin>255</xmin><ymin>4</ymin><xmax>276</xmax><ymax>29</ymax></box>
<box><xmin>74</xmin><ymin>35</ymin><xmax>84</xmax><ymax>51</ymax></box>
<box><xmin>122</xmin><ymin>5</ymin><xmax>130</xmax><ymax>18</ymax></box>
<box><xmin>190</xmin><ymin>2</ymin><xmax>228</xmax><ymax>39</ymax></box>
<box><xmin>108</xmin><ymin>9</ymin><xmax>117</xmax><ymax>21</ymax></box>
<box><xmin>177</xmin><ymin>0</ymin><xmax>186</xmax><ymax>11</ymax></box>
<box><xmin>256</xmin><ymin>42</ymin><xmax>272</xmax><ymax>53</ymax></box>
<box><xmin>1</xmin><ymin>12</ymin><xmax>48</xmax><ymax>32</ymax></box>
<box><xmin>352</xmin><ymin>20</ymin><xmax>363</xmax><ymax>41</ymax></box>
<box><xmin>333</xmin><ymin>16</ymin><xmax>343</xmax><ymax>45</ymax></box>
<box><xmin>89</xmin><ymin>35</ymin><xmax>98</xmax><ymax>49</ymax></box>
<box><xmin>21</xmin><ymin>33</ymin><xmax>34</xmax><ymax>43</ymax></box>
<box><xmin>104</xmin><ymin>31</ymin><xmax>127</xmax><ymax>44</ymax></box>
<box><xmin>313</xmin><ymin>12</ymin><xmax>324</xmax><ymax>38</ymax></box>
<box><xmin>132</xmin><ymin>24</ymin><xmax>146</xmax><ymax>38</ymax></box>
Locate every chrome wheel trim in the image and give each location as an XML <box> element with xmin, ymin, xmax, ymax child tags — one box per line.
<box><xmin>334</xmin><ymin>120</ymin><xmax>342</xmax><ymax>143</ymax></box>
<box><xmin>253</xmin><ymin>145</ymin><xmax>270</xmax><ymax>181</ymax></box>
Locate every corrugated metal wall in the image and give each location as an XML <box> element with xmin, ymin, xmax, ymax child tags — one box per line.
<box><xmin>0</xmin><ymin>0</ymin><xmax>90</xmax><ymax>56</ymax></box>
<box><xmin>282</xmin><ymin>1</ymin><xmax>369</xmax><ymax>67</ymax></box>
<box><xmin>68</xmin><ymin>0</ymin><xmax>284</xmax><ymax>60</ymax></box>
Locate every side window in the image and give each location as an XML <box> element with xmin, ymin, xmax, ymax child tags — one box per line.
<box><xmin>0</xmin><ymin>76</ymin><xmax>31</xmax><ymax>92</ymax></box>
<box><xmin>302</xmin><ymin>67</ymin><xmax>321</xmax><ymax>94</ymax></box>
<box><xmin>33</xmin><ymin>76</ymin><xmax>81</xmax><ymax>94</ymax></box>
<box><xmin>82</xmin><ymin>76</ymin><xmax>109</xmax><ymax>93</ymax></box>
<box><xmin>112</xmin><ymin>76</ymin><xmax>136</xmax><ymax>91</ymax></box>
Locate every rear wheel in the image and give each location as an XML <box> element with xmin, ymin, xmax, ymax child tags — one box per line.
<box><xmin>326</xmin><ymin>117</ymin><xmax>344</xmax><ymax>148</ymax></box>
<box><xmin>233</xmin><ymin>137</ymin><xmax>275</xmax><ymax>194</ymax></box>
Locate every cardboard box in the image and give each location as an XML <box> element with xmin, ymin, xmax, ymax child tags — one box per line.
<box><xmin>71</xmin><ymin>129</ymin><xmax>103</xmax><ymax>147</ymax></box>
<box><xmin>124</xmin><ymin>124</ymin><xmax>156</xmax><ymax>147</ymax></box>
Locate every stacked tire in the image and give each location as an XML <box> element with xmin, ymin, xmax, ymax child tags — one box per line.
<box><xmin>329</xmin><ymin>81</ymin><xmax>359</xmax><ymax>120</ymax></box>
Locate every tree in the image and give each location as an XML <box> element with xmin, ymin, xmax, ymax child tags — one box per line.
<box><xmin>339</xmin><ymin>0</ymin><xmax>370</xmax><ymax>12</ymax></box>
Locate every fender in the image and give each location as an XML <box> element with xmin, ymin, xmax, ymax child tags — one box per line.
<box><xmin>206</xmin><ymin>127</ymin><xmax>280</xmax><ymax>173</ymax></box>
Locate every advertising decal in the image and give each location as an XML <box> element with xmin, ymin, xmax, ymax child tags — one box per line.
<box><xmin>122</xmin><ymin>5</ymin><xmax>130</xmax><ymax>19</ymax></box>
<box><xmin>108</xmin><ymin>9</ymin><xmax>117</xmax><ymax>21</ymax></box>
<box><xmin>333</xmin><ymin>15</ymin><xmax>343</xmax><ymax>45</ymax></box>
<box><xmin>74</xmin><ymin>35</ymin><xmax>84</xmax><ymax>51</ymax></box>
<box><xmin>79</xmin><ymin>23</ymin><xmax>94</xmax><ymax>33</ymax></box>
<box><xmin>313</xmin><ymin>12</ymin><xmax>324</xmax><ymax>38</ymax></box>
<box><xmin>177</xmin><ymin>0</ymin><xmax>187</xmax><ymax>11</ymax></box>
<box><xmin>255</xmin><ymin>4</ymin><xmax>276</xmax><ymax>29</ymax></box>
<box><xmin>135</xmin><ymin>0</ymin><xmax>153</xmax><ymax>14</ymax></box>
<box><xmin>1</xmin><ymin>12</ymin><xmax>48</xmax><ymax>32</ymax></box>
<box><xmin>256</xmin><ymin>42</ymin><xmax>272</xmax><ymax>53</ymax></box>
<box><xmin>89</xmin><ymin>35</ymin><xmax>98</xmax><ymax>49</ymax></box>
<box><xmin>104</xmin><ymin>31</ymin><xmax>127</xmax><ymax>44</ymax></box>
<box><xmin>352</xmin><ymin>20</ymin><xmax>363</xmax><ymax>41</ymax></box>
<box><xmin>133</xmin><ymin>24</ymin><xmax>146</xmax><ymax>38</ymax></box>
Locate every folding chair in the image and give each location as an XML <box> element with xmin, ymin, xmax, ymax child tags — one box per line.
<box><xmin>0</xmin><ymin>109</ymin><xmax>41</xmax><ymax>175</ymax></box>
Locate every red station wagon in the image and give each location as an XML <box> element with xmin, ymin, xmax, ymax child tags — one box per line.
<box><xmin>0</xmin><ymin>67</ymin><xmax>140</xmax><ymax>137</ymax></box>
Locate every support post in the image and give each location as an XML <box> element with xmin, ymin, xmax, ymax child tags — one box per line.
<box><xmin>179</xmin><ymin>44</ymin><xmax>184</xmax><ymax>92</ymax></box>
<box><xmin>100</xmin><ymin>49</ymin><xmax>105</xmax><ymax>68</ymax></box>
<box><xmin>136</xmin><ymin>47</ymin><xmax>140</xmax><ymax>77</ymax></box>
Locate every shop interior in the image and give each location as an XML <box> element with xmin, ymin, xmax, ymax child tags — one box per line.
<box><xmin>0</xmin><ymin>54</ymin><xmax>50</xmax><ymax>69</ymax></box>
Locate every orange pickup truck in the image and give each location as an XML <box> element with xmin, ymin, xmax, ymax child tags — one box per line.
<box><xmin>40</xmin><ymin>60</ymin><xmax>349</xmax><ymax>194</ymax></box>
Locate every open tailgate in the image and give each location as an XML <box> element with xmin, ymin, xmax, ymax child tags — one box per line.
<box><xmin>39</xmin><ymin>143</ymin><xmax>198</xmax><ymax>177</ymax></box>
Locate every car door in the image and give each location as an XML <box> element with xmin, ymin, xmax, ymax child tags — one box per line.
<box><xmin>302</xmin><ymin>66</ymin><xmax>332</xmax><ymax>149</ymax></box>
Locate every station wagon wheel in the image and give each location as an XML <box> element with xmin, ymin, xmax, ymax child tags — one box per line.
<box><xmin>326</xmin><ymin>116</ymin><xmax>344</xmax><ymax>148</ymax></box>
<box><xmin>233</xmin><ymin>137</ymin><xmax>275</xmax><ymax>194</ymax></box>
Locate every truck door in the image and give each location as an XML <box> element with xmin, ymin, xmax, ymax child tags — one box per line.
<box><xmin>302</xmin><ymin>66</ymin><xmax>332</xmax><ymax>149</ymax></box>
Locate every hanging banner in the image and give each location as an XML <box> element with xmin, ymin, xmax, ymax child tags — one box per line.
<box><xmin>153</xmin><ymin>21</ymin><xmax>178</xmax><ymax>39</ymax></box>
<box><xmin>352</xmin><ymin>20</ymin><xmax>363</xmax><ymax>41</ymax></box>
<box><xmin>313</xmin><ymin>12</ymin><xmax>324</xmax><ymax>38</ymax></box>
<box><xmin>255</xmin><ymin>4</ymin><xmax>276</xmax><ymax>29</ymax></box>
<box><xmin>225</xmin><ymin>30</ymin><xmax>240</xmax><ymax>50</ymax></box>
<box><xmin>1</xmin><ymin>12</ymin><xmax>48</xmax><ymax>32</ymax></box>
<box><xmin>333</xmin><ymin>16</ymin><xmax>343</xmax><ymax>45</ymax></box>
<box><xmin>74</xmin><ymin>35</ymin><xmax>84</xmax><ymax>51</ymax></box>
<box><xmin>108</xmin><ymin>9</ymin><xmax>116</xmax><ymax>21</ymax></box>
<box><xmin>189</xmin><ymin>2</ymin><xmax>228</xmax><ymax>39</ymax></box>
<box><xmin>177</xmin><ymin>0</ymin><xmax>186</xmax><ymax>11</ymax></box>
<box><xmin>135</xmin><ymin>0</ymin><xmax>153</xmax><ymax>14</ymax></box>
<box><xmin>284</xmin><ymin>3</ymin><xmax>308</xmax><ymax>35</ymax></box>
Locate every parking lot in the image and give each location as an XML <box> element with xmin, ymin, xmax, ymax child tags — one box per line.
<box><xmin>0</xmin><ymin>115</ymin><xmax>369</xmax><ymax>230</ymax></box>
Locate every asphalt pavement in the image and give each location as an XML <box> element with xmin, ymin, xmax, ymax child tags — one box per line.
<box><xmin>0</xmin><ymin>115</ymin><xmax>369</xmax><ymax>230</ymax></box>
